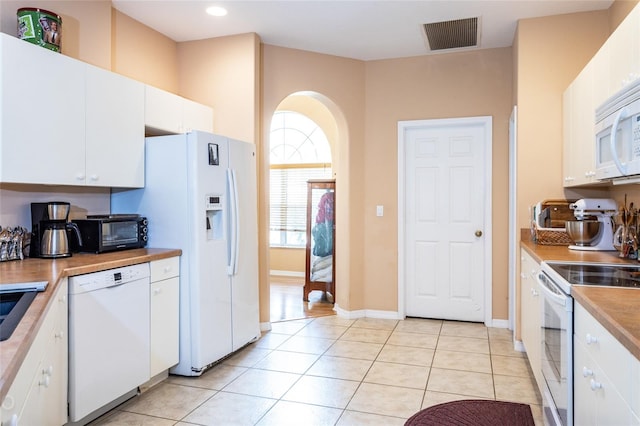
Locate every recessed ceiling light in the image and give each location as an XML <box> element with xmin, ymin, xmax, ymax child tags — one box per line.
<box><xmin>206</xmin><ymin>6</ymin><xmax>228</xmax><ymax>17</ymax></box>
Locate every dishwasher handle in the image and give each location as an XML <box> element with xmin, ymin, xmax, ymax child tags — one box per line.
<box><xmin>105</xmin><ymin>281</ymin><xmax>127</xmax><ymax>289</ymax></box>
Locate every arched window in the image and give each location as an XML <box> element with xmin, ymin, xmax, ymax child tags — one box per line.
<box><xmin>270</xmin><ymin>111</ymin><xmax>332</xmax><ymax>247</ymax></box>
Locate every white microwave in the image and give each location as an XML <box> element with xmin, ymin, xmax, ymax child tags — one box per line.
<box><xmin>595</xmin><ymin>79</ymin><xmax>640</xmax><ymax>181</ymax></box>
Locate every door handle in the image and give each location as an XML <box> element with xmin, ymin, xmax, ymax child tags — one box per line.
<box><xmin>475</xmin><ymin>230</ymin><xmax>483</xmax><ymax>237</ymax></box>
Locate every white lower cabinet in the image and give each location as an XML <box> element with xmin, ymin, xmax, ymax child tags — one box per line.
<box><xmin>1</xmin><ymin>279</ymin><xmax>68</xmax><ymax>426</ymax></box>
<box><xmin>574</xmin><ymin>302</ymin><xmax>638</xmax><ymax>426</ymax></box>
<box><xmin>150</xmin><ymin>257</ymin><xmax>180</xmax><ymax>377</ymax></box>
<box><xmin>519</xmin><ymin>248</ymin><xmax>543</xmax><ymax>391</ymax></box>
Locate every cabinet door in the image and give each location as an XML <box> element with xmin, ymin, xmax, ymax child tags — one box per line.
<box><xmin>574</xmin><ymin>338</ymin><xmax>598</xmax><ymax>426</ymax></box>
<box><xmin>592</xmin><ymin>42</ymin><xmax>611</xmax><ymax>107</ymax></box>
<box><xmin>144</xmin><ymin>85</ymin><xmax>183</xmax><ymax>134</ymax></box>
<box><xmin>578</xmin><ymin>342</ymin><xmax>634</xmax><ymax>426</ymax></box>
<box><xmin>575</xmin><ymin>303</ymin><xmax>637</xmax><ymax>425</ymax></box>
<box><xmin>519</xmin><ymin>249</ymin><xmax>542</xmax><ymax>389</ymax></box>
<box><xmin>632</xmin><ymin>355</ymin><xmax>640</xmax><ymax>418</ymax></box>
<box><xmin>1</xmin><ymin>279</ymin><xmax>68</xmax><ymax>426</ymax></box>
<box><xmin>562</xmin><ymin>84</ymin><xmax>574</xmax><ymax>186</ymax></box>
<box><xmin>183</xmin><ymin>98</ymin><xmax>213</xmax><ymax>133</ymax></box>
<box><xmin>607</xmin><ymin>5</ymin><xmax>640</xmax><ymax>95</ymax></box>
<box><xmin>572</xmin><ymin>63</ymin><xmax>596</xmax><ymax>185</ymax></box>
<box><xmin>150</xmin><ymin>277</ymin><xmax>179</xmax><ymax>377</ymax></box>
<box><xmin>86</xmin><ymin>64</ymin><xmax>144</xmax><ymax>187</ymax></box>
<box><xmin>145</xmin><ymin>85</ymin><xmax>213</xmax><ymax>134</ymax></box>
<box><xmin>0</xmin><ymin>34</ymin><xmax>85</xmax><ymax>185</ymax></box>
<box><xmin>563</xmin><ymin>62</ymin><xmax>596</xmax><ymax>187</ymax></box>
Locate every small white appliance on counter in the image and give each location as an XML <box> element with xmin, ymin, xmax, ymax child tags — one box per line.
<box><xmin>595</xmin><ymin>78</ymin><xmax>640</xmax><ymax>181</ymax></box>
<box><xmin>567</xmin><ymin>198</ymin><xmax>617</xmax><ymax>251</ymax></box>
<box><xmin>111</xmin><ymin>131</ymin><xmax>260</xmax><ymax>376</ymax></box>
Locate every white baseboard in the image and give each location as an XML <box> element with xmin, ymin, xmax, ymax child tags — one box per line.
<box><xmin>333</xmin><ymin>304</ymin><xmax>403</xmax><ymax>320</ymax></box>
<box><xmin>260</xmin><ymin>322</ymin><xmax>272</xmax><ymax>332</ymax></box>
<box><xmin>489</xmin><ymin>318</ymin><xmax>510</xmax><ymax>329</ymax></box>
<box><xmin>514</xmin><ymin>339</ymin><xmax>526</xmax><ymax>353</ymax></box>
<box><xmin>270</xmin><ymin>270</ymin><xmax>304</xmax><ymax>277</ymax></box>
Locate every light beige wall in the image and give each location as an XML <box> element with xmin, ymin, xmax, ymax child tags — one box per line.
<box><xmin>177</xmin><ymin>33</ymin><xmax>260</xmax><ymax>142</ymax></box>
<box><xmin>609</xmin><ymin>0</ymin><xmax>639</xmax><ymax>30</ymax></box>
<box><xmin>262</xmin><ymin>45</ymin><xmax>366</xmax><ymax>311</ymax></box>
<box><xmin>111</xmin><ymin>9</ymin><xmax>178</xmax><ymax>92</ymax></box>
<box><xmin>270</xmin><ymin>248</ymin><xmax>305</xmax><ymax>274</ymax></box>
<box><xmin>514</xmin><ymin>11</ymin><xmax>609</xmax><ymax>234</ymax></box>
<box><xmin>1</xmin><ymin>0</ymin><xmax>112</xmax><ymax>68</ymax></box>
<box><xmin>365</xmin><ymin>48</ymin><xmax>513</xmax><ymax>318</ymax></box>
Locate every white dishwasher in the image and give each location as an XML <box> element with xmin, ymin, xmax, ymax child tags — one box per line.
<box><xmin>68</xmin><ymin>263</ymin><xmax>150</xmax><ymax>425</ymax></box>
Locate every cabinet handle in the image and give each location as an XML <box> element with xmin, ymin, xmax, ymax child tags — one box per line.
<box><xmin>90</xmin><ymin>174</ymin><xmax>99</xmax><ymax>181</ymax></box>
<box><xmin>76</xmin><ymin>173</ymin><xmax>85</xmax><ymax>181</ymax></box>
<box><xmin>154</xmin><ymin>288</ymin><xmax>162</xmax><ymax>295</ymax></box>
<box><xmin>590</xmin><ymin>379</ymin><xmax>602</xmax><ymax>391</ymax></box>
<box><xmin>55</xmin><ymin>331</ymin><xmax>64</xmax><ymax>339</ymax></box>
<box><xmin>39</xmin><ymin>376</ymin><xmax>50</xmax><ymax>388</ymax></box>
<box><xmin>520</xmin><ymin>273</ymin><xmax>527</xmax><ymax>279</ymax></box>
<box><xmin>586</xmin><ymin>333</ymin><xmax>599</xmax><ymax>345</ymax></box>
<box><xmin>582</xmin><ymin>366</ymin><xmax>593</xmax><ymax>377</ymax></box>
<box><xmin>163</xmin><ymin>266</ymin><xmax>172</xmax><ymax>273</ymax></box>
<box><xmin>43</xmin><ymin>365</ymin><xmax>53</xmax><ymax>376</ymax></box>
<box><xmin>530</xmin><ymin>288</ymin><xmax>538</xmax><ymax>297</ymax></box>
<box><xmin>58</xmin><ymin>295</ymin><xmax>66</xmax><ymax>303</ymax></box>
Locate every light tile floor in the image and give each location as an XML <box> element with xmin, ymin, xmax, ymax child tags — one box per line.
<box><xmin>92</xmin><ymin>317</ymin><xmax>543</xmax><ymax>426</ymax></box>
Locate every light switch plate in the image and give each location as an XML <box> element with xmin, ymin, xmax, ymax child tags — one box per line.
<box><xmin>376</xmin><ymin>205</ymin><xmax>384</xmax><ymax>217</ymax></box>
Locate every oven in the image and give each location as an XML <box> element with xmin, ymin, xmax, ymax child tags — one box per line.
<box><xmin>538</xmin><ymin>260</ymin><xmax>640</xmax><ymax>426</ymax></box>
<box><xmin>537</xmin><ymin>268</ymin><xmax>573</xmax><ymax>426</ymax></box>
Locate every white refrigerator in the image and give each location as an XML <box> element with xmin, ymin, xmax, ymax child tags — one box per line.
<box><xmin>111</xmin><ymin>130</ymin><xmax>260</xmax><ymax>376</ymax></box>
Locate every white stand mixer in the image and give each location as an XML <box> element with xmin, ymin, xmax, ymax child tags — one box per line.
<box><xmin>568</xmin><ymin>198</ymin><xmax>617</xmax><ymax>251</ymax></box>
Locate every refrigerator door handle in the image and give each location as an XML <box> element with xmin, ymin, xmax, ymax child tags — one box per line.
<box><xmin>227</xmin><ymin>169</ymin><xmax>240</xmax><ymax>276</ymax></box>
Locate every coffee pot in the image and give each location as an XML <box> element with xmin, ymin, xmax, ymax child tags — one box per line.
<box><xmin>30</xmin><ymin>202</ymin><xmax>82</xmax><ymax>258</ymax></box>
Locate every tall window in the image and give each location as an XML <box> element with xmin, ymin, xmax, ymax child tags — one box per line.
<box><xmin>270</xmin><ymin>111</ymin><xmax>332</xmax><ymax>247</ymax></box>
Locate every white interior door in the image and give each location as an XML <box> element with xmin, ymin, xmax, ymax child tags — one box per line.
<box><xmin>398</xmin><ymin>117</ymin><xmax>492</xmax><ymax>323</ymax></box>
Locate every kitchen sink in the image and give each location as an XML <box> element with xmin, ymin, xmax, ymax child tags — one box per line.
<box><xmin>0</xmin><ymin>281</ymin><xmax>48</xmax><ymax>341</ymax></box>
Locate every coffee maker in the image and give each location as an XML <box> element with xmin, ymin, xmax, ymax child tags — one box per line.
<box><xmin>30</xmin><ymin>202</ymin><xmax>82</xmax><ymax>258</ymax></box>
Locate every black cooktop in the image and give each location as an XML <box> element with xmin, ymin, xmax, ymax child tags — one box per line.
<box><xmin>547</xmin><ymin>263</ymin><xmax>640</xmax><ymax>288</ymax></box>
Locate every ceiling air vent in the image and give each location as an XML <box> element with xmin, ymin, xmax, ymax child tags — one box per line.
<box><xmin>423</xmin><ymin>17</ymin><xmax>479</xmax><ymax>52</ymax></box>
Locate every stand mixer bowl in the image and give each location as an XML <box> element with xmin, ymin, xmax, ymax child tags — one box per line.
<box><xmin>565</xmin><ymin>220</ymin><xmax>603</xmax><ymax>246</ymax></box>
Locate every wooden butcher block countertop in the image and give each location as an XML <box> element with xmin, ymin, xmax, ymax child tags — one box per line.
<box><xmin>521</xmin><ymin>232</ymin><xmax>640</xmax><ymax>361</ymax></box>
<box><xmin>0</xmin><ymin>248</ymin><xmax>181</xmax><ymax>403</ymax></box>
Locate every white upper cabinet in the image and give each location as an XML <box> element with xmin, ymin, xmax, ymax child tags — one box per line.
<box><xmin>562</xmin><ymin>3</ymin><xmax>640</xmax><ymax>187</ymax></box>
<box><xmin>182</xmin><ymin>97</ymin><xmax>214</xmax><ymax>134</ymax></box>
<box><xmin>563</xmin><ymin>62</ymin><xmax>597</xmax><ymax>187</ymax></box>
<box><xmin>85</xmin><ymin>64</ymin><xmax>145</xmax><ymax>187</ymax></box>
<box><xmin>591</xmin><ymin>42</ymin><xmax>610</xmax><ymax>108</ymax></box>
<box><xmin>0</xmin><ymin>33</ymin><xmax>145</xmax><ymax>188</ymax></box>
<box><xmin>0</xmin><ymin>34</ymin><xmax>85</xmax><ymax>185</ymax></box>
<box><xmin>606</xmin><ymin>5</ymin><xmax>640</xmax><ymax>95</ymax></box>
<box><xmin>145</xmin><ymin>85</ymin><xmax>213</xmax><ymax>135</ymax></box>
